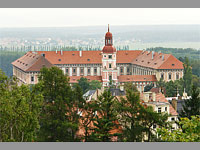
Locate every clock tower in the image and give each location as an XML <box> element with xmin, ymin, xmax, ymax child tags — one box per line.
<box><xmin>101</xmin><ymin>25</ymin><xmax>118</xmax><ymax>87</ymax></box>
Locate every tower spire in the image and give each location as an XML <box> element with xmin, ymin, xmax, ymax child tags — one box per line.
<box><xmin>108</xmin><ymin>24</ymin><xmax>109</xmax><ymax>32</ymax></box>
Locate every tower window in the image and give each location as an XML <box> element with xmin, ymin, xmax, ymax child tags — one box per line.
<box><xmin>108</xmin><ymin>55</ymin><xmax>112</xmax><ymax>59</ymax></box>
<box><xmin>109</xmin><ymin>64</ymin><xmax>112</xmax><ymax>68</ymax></box>
<box><xmin>109</xmin><ymin>75</ymin><xmax>112</xmax><ymax>81</ymax></box>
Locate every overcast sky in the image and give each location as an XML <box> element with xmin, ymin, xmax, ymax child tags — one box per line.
<box><xmin>0</xmin><ymin>8</ymin><xmax>200</xmax><ymax>28</ymax></box>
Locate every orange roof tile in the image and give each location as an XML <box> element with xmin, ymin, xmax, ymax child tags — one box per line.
<box><xmin>36</xmin><ymin>50</ymin><xmax>142</xmax><ymax>65</ymax></box>
<box><xmin>116</xmin><ymin>50</ymin><xmax>142</xmax><ymax>63</ymax></box>
<box><xmin>12</xmin><ymin>51</ymin><xmax>53</xmax><ymax>72</ymax></box>
<box><xmin>118</xmin><ymin>75</ymin><xmax>157</xmax><ymax>82</ymax></box>
<box><xmin>132</xmin><ymin>51</ymin><xmax>183</xmax><ymax>69</ymax></box>
<box><xmin>37</xmin><ymin>51</ymin><xmax>102</xmax><ymax>65</ymax></box>
<box><xmin>158</xmin><ymin>55</ymin><xmax>184</xmax><ymax>69</ymax></box>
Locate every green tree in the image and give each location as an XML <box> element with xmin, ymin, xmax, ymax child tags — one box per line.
<box><xmin>0</xmin><ymin>69</ymin><xmax>43</xmax><ymax>142</ymax></box>
<box><xmin>90</xmin><ymin>90</ymin><xmax>120</xmax><ymax>142</ymax></box>
<box><xmin>183</xmin><ymin>57</ymin><xmax>193</xmax><ymax>95</ymax></box>
<box><xmin>37</xmin><ymin>67</ymin><xmax>80</xmax><ymax>142</ymax></box>
<box><xmin>116</xmin><ymin>89</ymin><xmax>144</xmax><ymax>142</ymax></box>
<box><xmin>158</xmin><ymin>116</ymin><xmax>200</xmax><ymax>142</ymax></box>
<box><xmin>124</xmin><ymin>82</ymin><xmax>138</xmax><ymax>92</ymax></box>
<box><xmin>77</xmin><ymin>77</ymin><xmax>90</xmax><ymax>94</ymax></box>
<box><xmin>89</xmin><ymin>80</ymin><xmax>102</xmax><ymax>90</ymax></box>
<box><xmin>141</xmin><ymin>106</ymin><xmax>168</xmax><ymax>142</ymax></box>
<box><xmin>180</xmin><ymin>85</ymin><xmax>200</xmax><ymax>119</ymax></box>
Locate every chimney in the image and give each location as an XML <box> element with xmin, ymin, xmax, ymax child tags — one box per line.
<box><xmin>79</xmin><ymin>50</ymin><xmax>82</xmax><ymax>57</ymax></box>
<box><xmin>61</xmin><ymin>50</ymin><xmax>63</xmax><ymax>55</ymax></box>
<box><xmin>171</xmin><ymin>99</ymin><xmax>177</xmax><ymax>111</ymax></box>
<box><xmin>162</xmin><ymin>55</ymin><xmax>164</xmax><ymax>61</ymax></box>
<box><xmin>152</xmin><ymin>51</ymin><xmax>154</xmax><ymax>59</ymax></box>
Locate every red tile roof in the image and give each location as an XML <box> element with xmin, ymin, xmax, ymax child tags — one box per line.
<box><xmin>132</xmin><ymin>51</ymin><xmax>183</xmax><ymax>69</ymax></box>
<box><xmin>37</xmin><ymin>51</ymin><xmax>102</xmax><ymax>65</ymax></box>
<box><xmin>158</xmin><ymin>55</ymin><xmax>184</xmax><ymax>69</ymax></box>
<box><xmin>116</xmin><ymin>50</ymin><xmax>142</xmax><ymax>63</ymax></box>
<box><xmin>69</xmin><ymin>76</ymin><xmax>102</xmax><ymax>83</ymax></box>
<box><xmin>36</xmin><ymin>50</ymin><xmax>142</xmax><ymax>64</ymax></box>
<box><xmin>118</xmin><ymin>75</ymin><xmax>157</xmax><ymax>82</ymax></box>
<box><xmin>12</xmin><ymin>51</ymin><xmax>53</xmax><ymax>72</ymax></box>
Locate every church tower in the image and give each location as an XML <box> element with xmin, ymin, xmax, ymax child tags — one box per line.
<box><xmin>101</xmin><ymin>25</ymin><xmax>118</xmax><ymax>87</ymax></box>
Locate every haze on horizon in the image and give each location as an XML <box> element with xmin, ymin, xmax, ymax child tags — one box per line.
<box><xmin>0</xmin><ymin>8</ymin><xmax>200</xmax><ymax>28</ymax></box>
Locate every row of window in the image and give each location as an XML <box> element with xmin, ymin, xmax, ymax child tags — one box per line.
<box><xmin>161</xmin><ymin>73</ymin><xmax>180</xmax><ymax>80</ymax></box>
<box><xmin>66</xmin><ymin>67</ymin><xmax>98</xmax><ymax>76</ymax></box>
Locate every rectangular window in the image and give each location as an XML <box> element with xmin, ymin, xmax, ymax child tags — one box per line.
<box><xmin>127</xmin><ymin>68</ymin><xmax>130</xmax><ymax>73</ymax></box>
<box><xmin>165</xmin><ymin>107</ymin><xmax>167</xmax><ymax>111</ymax></box>
<box><xmin>88</xmin><ymin>68</ymin><xmax>90</xmax><ymax>74</ymax></box>
<box><xmin>80</xmin><ymin>67</ymin><xmax>84</xmax><ymax>74</ymax></box>
<box><xmin>94</xmin><ymin>68</ymin><xmax>97</xmax><ymax>74</ymax></box>
<box><xmin>109</xmin><ymin>75</ymin><xmax>112</xmax><ymax>81</ymax></box>
<box><xmin>109</xmin><ymin>64</ymin><xmax>112</xmax><ymax>68</ymax></box>
<box><xmin>120</xmin><ymin>67</ymin><xmax>124</xmax><ymax>74</ymax></box>
<box><xmin>153</xmin><ymin>124</ymin><xmax>157</xmax><ymax>129</ymax></box>
<box><xmin>108</xmin><ymin>55</ymin><xmax>112</xmax><ymax>59</ymax></box>
<box><xmin>73</xmin><ymin>68</ymin><xmax>76</xmax><ymax>73</ymax></box>
<box><xmin>161</xmin><ymin>73</ymin><xmax>164</xmax><ymax>79</ymax></box>
<box><xmin>72</xmin><ymin>68</ymin><xmax>76</xmax><ymax>76</ymax></box>
<box><xmin>158</xmin><ymin>107</ymin><xmax>161</xmax><ymax>113</ymax></box>
<box><xmin>169</xmin><ymin>73</ymin><xmax>171</xmax><ymax>80</ymax></box>
<box><xmin>66</xmin><ymin>68</ymin><xmax>69</xmax><ymax>75</ymax></box>
<box><xmin>31</xmin><ymin>76</ymin><xmax>34</xmax><ymax>82</ymax></box>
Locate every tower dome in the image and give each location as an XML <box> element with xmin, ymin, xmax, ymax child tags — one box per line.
<box><xmin>102</xmin><ymin>24</ymin><xmax>116</xmax><ymax>53</ymax></box>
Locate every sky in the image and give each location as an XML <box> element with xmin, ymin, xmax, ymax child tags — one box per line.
<box><xmin>0</xmin><ymin>8</ymin><xmax>200</xmax><ymax>28</ymax></box>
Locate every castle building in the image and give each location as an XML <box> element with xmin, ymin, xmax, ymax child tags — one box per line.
<box><xmin>12</xmin><ymin>25</ymin><xmax>184</xmax><ymax>92</ymax></box>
